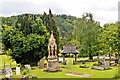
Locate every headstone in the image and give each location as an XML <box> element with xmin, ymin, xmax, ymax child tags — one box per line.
<box><xmin>16</xmin><ymin>67</ymin><xmax>20</xmax><ymax>76</ymax></box>
<box><xmin>115</xmin><ymin>58</ymin><xmax>119</xmax><ymax>64</ymax></box>
<box><xmin>98</xmin><ymin>59</ymin><xmax>102</xmax><ymax>66</ymax></box>
<box><xmin>24</xmin><ymin>65</ymin><xmax>31</xmax><ymax>70</ymax></box>
<box><xmin>0</xmin><ymin>70</ymin><xmax>2</xmax><ymax>76</ymax></box>
<box><xmin>21</xmin><ymin>75</ymin><xmax>37</xmax><ymax>79</ymax></box>
<box><xmin>110</xmin><ymin>61</ymin><xmax>117</xmax><ymax>66</ymax></box>
<box><xmin>92</xmin><ymin>66</ymin><xmax>104</xmax><ymax>70</ymax></box>
<box><xmin>58</xmin><ymin>57</ymin><xmax>63</xmax><ymax>63</ymax></box>
<box><xmin>4</xmin><ymin>66</ymin><xmax>13</xmax><ymax>77</ymax></box>
<box><xmin>98</xmin><ymin>58</ymin><xmax>105</xmax><ymax>66</ymax></box>
<box><xmin>39</xmin><ymin>58</ymin><xmax>44</xmax><ymax>69</ymax></box>
<box><xmin>82</xmin><ymin>60</ymin><xmax>86</xmax><ymax>64</ymax></box>
<box><xmin>104</xmin><ymin>62</ymin><xmax>110</xmax><ymax>70</ymax></box>
<box><xmin>118</xmin><ymin>59</ymin><xmax>120</xmax><ymax>64</ymax></box>
<box><xmin>80</xmin><ymin>65</ymin><xmax>89</xmax><ymax>68</ymax></box>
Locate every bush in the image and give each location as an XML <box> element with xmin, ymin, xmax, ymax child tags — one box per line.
<box><xmin>21</xmin><ymin>70</ymin><xmax>29</xmax><ymax>75</ymax></box>
<box><xmin>92</xmin><ymin>63</ymin><xmax>98</xmax><ymax>66</ymax></box>
<box><xmin>113</xmin><ymin>74</ymin><xmax>120</xmax><ymax>79</ymax></box>
<box><xmin>58</xmin><ymin>53</ymin><xmax>62</xmax><ymax>57</ymax></box>
<box><xmin>70</xmin><ymin>54</ymin><xmax>74</xmax><ymax>58</ymax></box>
<box><xmin>0</xmin><ymin>50</ymin><xmax>3</xmax><ymax>55</ymax></box>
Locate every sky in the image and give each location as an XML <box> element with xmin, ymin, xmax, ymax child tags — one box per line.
<box><xmin>0</xmin><ymin>0</ymin><xmax>119</xmax><ymax>26</ymax></box>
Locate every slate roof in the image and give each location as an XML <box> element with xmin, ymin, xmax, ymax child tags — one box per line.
<box><xmin>61</xmin><ymin>44</ymin><xmax>79</xmax><ymax>54</ymax></box>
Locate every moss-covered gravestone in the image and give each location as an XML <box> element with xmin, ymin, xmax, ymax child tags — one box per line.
<box><xmin>39</xmin><ymin>58</ymin><xmax>44</xmax><ymax>69</ymax></box>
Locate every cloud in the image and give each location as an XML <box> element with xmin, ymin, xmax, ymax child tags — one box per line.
<box><xmin>0</xmin><ymin>0</ymin><xmax>119</xmax><ymax>26</ymax></box>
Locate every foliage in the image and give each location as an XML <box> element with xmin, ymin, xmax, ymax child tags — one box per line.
<box><xmin>72</xmin><ymin>13</ymin><xmax>100</xmax><ymax>59</ymax></box>
<box><xmin>42</xmin><ymin>9</ymin><xmax>60</xmax><ymax>55</ymax></box>
<box><xmin>21</xmin><ymin>70</ymin><xmax>29</xmax><ymax>75</ymax></box>
<box><xmin>2</xmin><ymin>14</ymin><xmax>49</xmax><ymax>66</ymax></box>
<box><xmin>98</xmin><ymin>23</ymin><xmax>119</xmax><ymax>54</ymax></box>
<box><xmin>1</xmin><ymin>11</ymin><xmax>119</xmax><ymax>63</ymax></box>
<box><xmin>0</xmin><ymin>16</ymin><xmax>18</xmax><ymax>26</ymax></box>
<box><xmin>0</xmin><ymin>55</ymin><xmax>16</xmax><ymax>69</ymax></box>
<box><xmin>55</xmin><ymin>15</ymin><xmax>76</xmax><ymax>47</ymax></box>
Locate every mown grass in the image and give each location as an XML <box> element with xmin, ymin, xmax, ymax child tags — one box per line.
<box><xmin>0</xmin><ymin>55</ymin><xmax>16</xmax><ymax>69</ymax></box>
<box><xmin>0</xmin><ymin>55</ymin><xmax>118</xmax><ymax>78</ymax></box>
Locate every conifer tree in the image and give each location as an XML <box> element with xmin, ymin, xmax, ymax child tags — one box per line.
<box><xmin>42</xmin><ymin>9</ymin><xmax>60</xmax><ymax>54</ymax></box>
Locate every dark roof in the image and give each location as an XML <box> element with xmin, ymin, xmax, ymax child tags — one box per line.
<box><xmin>61</xmin><ymin>44</ymin><xmax>79</xmax><ymax>54</ymax></box>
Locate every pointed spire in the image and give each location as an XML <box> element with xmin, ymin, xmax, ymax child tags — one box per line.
<box><xmin>49</xmin><ymin>8</ymin><xmax>52</xmax><ymax>14</ymax></box>
<box><xmin>44</xmin><ymin>12</ymin><xmax>47</xmax><ymax>15</ymax></box>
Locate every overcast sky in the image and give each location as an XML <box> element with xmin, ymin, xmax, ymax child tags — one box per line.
<box><xmin>0</xmin><ymin>0</ymin><xmax>119</xmax><ymax>26</ymax></box>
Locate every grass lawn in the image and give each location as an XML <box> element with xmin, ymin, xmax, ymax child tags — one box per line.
<box><xmin>0</xmin><ymin>55</ymin><xmax>118</xmax><ymax>78</ymax></box>
<box><xmin>0</xmin><ymin>55</ymin><xmax>16</xmax><ymax>69</ymax></box>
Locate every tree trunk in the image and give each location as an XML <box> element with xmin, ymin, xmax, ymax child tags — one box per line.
<box><xmin>89</xmin><ymin>53</ymin><xmax>93</xmax><ymax>60</ymax></box>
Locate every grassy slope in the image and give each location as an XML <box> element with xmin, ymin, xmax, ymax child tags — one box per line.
<box><xmin>0</xmin><ymin>55</ymin><xmax>16</xmax><ymax>69</ymax></box>
<box><xmin>0</xmin><ymin>55</ymin><xmax>118</xmax><ymax>78</ymax></box>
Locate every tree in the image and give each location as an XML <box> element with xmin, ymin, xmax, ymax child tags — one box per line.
<box><xmin>55</xmin><ymin>14</ymin><xmax>76</xmax><ymax>47</ymax></box>
<box><xmin>2</xmin><ymin>14</ymin><xmax>49</xmax><ymax>65</ymax></box>
<box><xmin>72</xmin><ymin>13</ymin><xmax>100</xmax><ymax>59</ymax></box>
<box><xmin>98</xmin><ymin>23</ymin><xmax>119</xmax><ymax>55</ymax></box>
<box><xmin>42</xmin><ymin>9</ymin><xmax>60</xmax><ymax>54</ymax></box>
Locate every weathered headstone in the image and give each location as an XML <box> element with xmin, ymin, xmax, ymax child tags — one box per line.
<box><xmin>24</xmin><ymin>65</ymin><xmax>31</xmax><ymax>70</ymax></box>
<box><xmin>92</xmin><ymin>66</ymin><xmax>104</xmax><ymax>70</ymax></box>
<box><xmin>39</xmin><ymin>58</ymin><xmax>44</xmax><ymax>69</ymax></box>
<box><xmin>21</xmin><ymin>75</ymin><xmax>37</xmax><ymax>79</ymax></box>
<box><xmin>82</xmin><ymin>60</ymin><xmax>86</xmax><ymax>64</ymax></box>
<box><xmin>16</xmin><ymin>67</ymin><xmax>20</xmax><ymax>76</ymax></box>
<box><xmin>104</xmin><ymin>62</ymin><xmax>110</xmax><ymax>70</ymax></box>
<box><xmin>118</xmin><ymin>59</ymin><xmax>120</xmax><ymax>64</ymax></box>
<box><xmin>0</xmin><ymin>70</ymin><xmax>2</xmax><ymax>76</ymax></box>
<box><xmin>98</xmin><ymin>59</ymin><xmax>102</xmax><ymax>66</ymax></box>
<box><xmin>98</xmin><ymin>58</ymin><xmax>105</xmax><ymax>66</ymax></box>
<box><xmin>4</xmin><ymin>66</ymin><xmax>13</xmax><ymax>77</ymax></box>
<box><xmin>58</xmin><ymin>57</ymin><xmax>63</xmax><ymax>63</ymax></box>
<box><xmin>115</xmin><ymin>58</ymin><xmax>119</xmax><ymax>64</ymax></box>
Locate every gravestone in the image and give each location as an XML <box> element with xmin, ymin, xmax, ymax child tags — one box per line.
<box><xmin>115</xmin><ymin>58</ymin><xmax>119</xmax><ymax>64</ymax></box>
<box><xmin>98</xmin><ymin>59</ymin><xmax>102</xmax><ymax>66</ymax></box>
<box><xmin>82</xmin><ymin>60</ymin><xmax>86</xmax><ymax>64</ymax></box>
<box><xmin>39</xmin><ymin>58</ymin><xmax>44</xmax><ymax>69</ymax></box>
<box><xmin>21</xmin><ymin>75</ymin><xmax>37</xmax><ymax>79</ymax></box>
<box><xmin>98</xmin><ymin>58</ymin><xmax>105</xmax><ymax>66</ymax></box>
<box><xmin>58</xmin><ymin>57</ymin><xmax>63</xmax><ymax>63</ymax></box>
<box><xmin>24</xmin><ymin>65</ymin><xmax>31</xmax><ymax>70</ymax></box>
<box><xmin>118</xmin><ymin>59</ymin><xmax>120</xmax><ymax>64</ymax></box>
<box><xmin>92</xmin><ymin>66</ymin><xmax>104</xmax><ymax>70</ymax></box>
<box><xmin>0</xmin><ymin>70</ymin><xmax>2</xmax><ymax>76</ymax></box>
<box><xmin>4</xmin><ymin>66</ymin><xmax>13</xmax><ymax>77</ymax></box>
<box><xmin>16</xmin><ymin>67</ymin><xmax>20</xmax><ymax>76</ymax></box>
<box><xmin>104</xmin><ymin>62</ymin><xmax>110</xmax><ymax>70</ymax></box>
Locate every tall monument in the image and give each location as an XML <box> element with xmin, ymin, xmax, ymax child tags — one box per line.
<box><xmin>46</xmin><ymin>32</ymin><xmax>61</xmax><ymax>72</ymax></box>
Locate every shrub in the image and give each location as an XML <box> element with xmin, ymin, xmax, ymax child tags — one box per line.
<box><xmin>113</xmin><ymin>74</ymin><xmax>120</xmax><ymax>79</ymax></box>
<box><xmin>21</xmin><ymin>70</ymin><xmax>29</xmax><ymax>75</ymax></box>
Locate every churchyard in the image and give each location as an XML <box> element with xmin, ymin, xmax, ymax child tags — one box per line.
<box><xmin>0</xmin><ymin>54</ymin><xmax>119</xmax><ymax>79</ymax></box>
<box><xmin>0</xmin><ymin>4</ymin><xmax>119</xmax><ymax>79</ymax></box>
<box><xmin>0</xmin><ymin>32</ymin><xmax>119</xmax><ymax>79</ymax></box>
